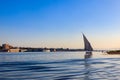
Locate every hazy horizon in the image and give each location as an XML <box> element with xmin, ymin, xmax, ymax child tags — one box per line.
<box><xmin>0</xmin><ymin>0</ymin><xmax>120</xmax><ymax>49</ymax></box>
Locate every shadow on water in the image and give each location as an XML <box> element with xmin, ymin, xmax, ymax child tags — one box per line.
<box><xmin>84</xmin><ymin>52</ymin><xmax>92</xmax><ymax>80</ymax></box>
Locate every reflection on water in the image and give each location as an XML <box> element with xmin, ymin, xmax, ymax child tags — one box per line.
<box><xmin>84</xmin><ymin>52</ymin><xmax>92</xmax><ymax>59</ymax></box>
<box><xmin>0</xmin><ymin>52</ymin><xmax>120</xmax><ymax>80</ymax></box>
<box><xmin>84</xmin><ymin>52</ymin><xmax>92</xmax><ymax>80</ymax></box>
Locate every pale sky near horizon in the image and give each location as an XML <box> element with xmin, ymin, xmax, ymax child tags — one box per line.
<box><xmin>0</xmin><ymin>0</ymin><xmax>120</xmax><ymax>49</ymax></box>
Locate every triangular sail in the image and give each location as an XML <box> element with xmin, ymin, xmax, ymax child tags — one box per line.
<box><xmin>83</xmin><ymin>34</ymin><xmax>93</xmax><ymax>51</ymax></box>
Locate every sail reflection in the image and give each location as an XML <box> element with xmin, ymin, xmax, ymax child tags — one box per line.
<box><xmin>84</xmin><ymin>52</ymin><xmax>92</xmax><ymax>59</ymax></box>
<box><xmin>84</xmin><ymin>52</ymin><xmax>92</xmax><ymax>80</ymax></box>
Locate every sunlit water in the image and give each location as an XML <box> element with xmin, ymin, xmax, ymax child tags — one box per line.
<box><xmin>0</xmin><ymin>52</ymin><xmax>120</xmax><ymax>80</ymax></box>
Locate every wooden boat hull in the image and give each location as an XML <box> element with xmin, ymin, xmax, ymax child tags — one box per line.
<box><xmin>107</xmin><ymin>51</ymin><xmax>120</xmax><ymax>54</ymax></box>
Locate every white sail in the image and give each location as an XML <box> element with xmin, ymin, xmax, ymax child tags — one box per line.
<box><xmin>83</xmin><ymin>34</ymin><xmax>93</xmax><ymax>51</ymax></box>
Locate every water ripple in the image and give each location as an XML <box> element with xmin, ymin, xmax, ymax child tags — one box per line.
<box><xmin>0</xmin><ymin>52</ymin><xmax>120</xmax><ymax>80</ymax></box>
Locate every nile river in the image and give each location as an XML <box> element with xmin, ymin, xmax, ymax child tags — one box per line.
<box><xmin>0</xmin><ymin>52</ymin><xmax>120</xmax><ymax>80</ymax></box>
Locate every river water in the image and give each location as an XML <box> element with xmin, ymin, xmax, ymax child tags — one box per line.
<box><xmin>0</xmin><ymin>52</ymin><xmax>120</xmax><ymax>80</ymax></box>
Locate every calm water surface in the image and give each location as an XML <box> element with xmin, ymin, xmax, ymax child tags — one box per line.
<box><xmin>0</xmin><ymin>52</ymin><xmax>120</xmax><ymax>80</ymax></box>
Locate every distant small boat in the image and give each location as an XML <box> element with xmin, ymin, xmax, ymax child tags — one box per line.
<box><xmin>107</xmin><ymin>50</ymin><xmax>120</xmax><ymax>54</ymax></box>
<box><xmin>43</xmin><ymin>49</ymin><xmax>50</xmax><ymax>52</ymax></box>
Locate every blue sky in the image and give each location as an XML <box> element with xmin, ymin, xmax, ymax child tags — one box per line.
<box><xmin>0</xmin><ymin>0</ymin><xmax>120</xmax><ymax>49</ymax></box>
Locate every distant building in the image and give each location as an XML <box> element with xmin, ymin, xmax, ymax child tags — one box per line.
<box><xmin>2</xmin><ymin>44</ymin><xmax>13</xmax><ymax>50</ymax></box>
<box><xmin>1</xmin><ymin>44</ymin><xmax>20</xmax><ymax>52</ymax></box>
